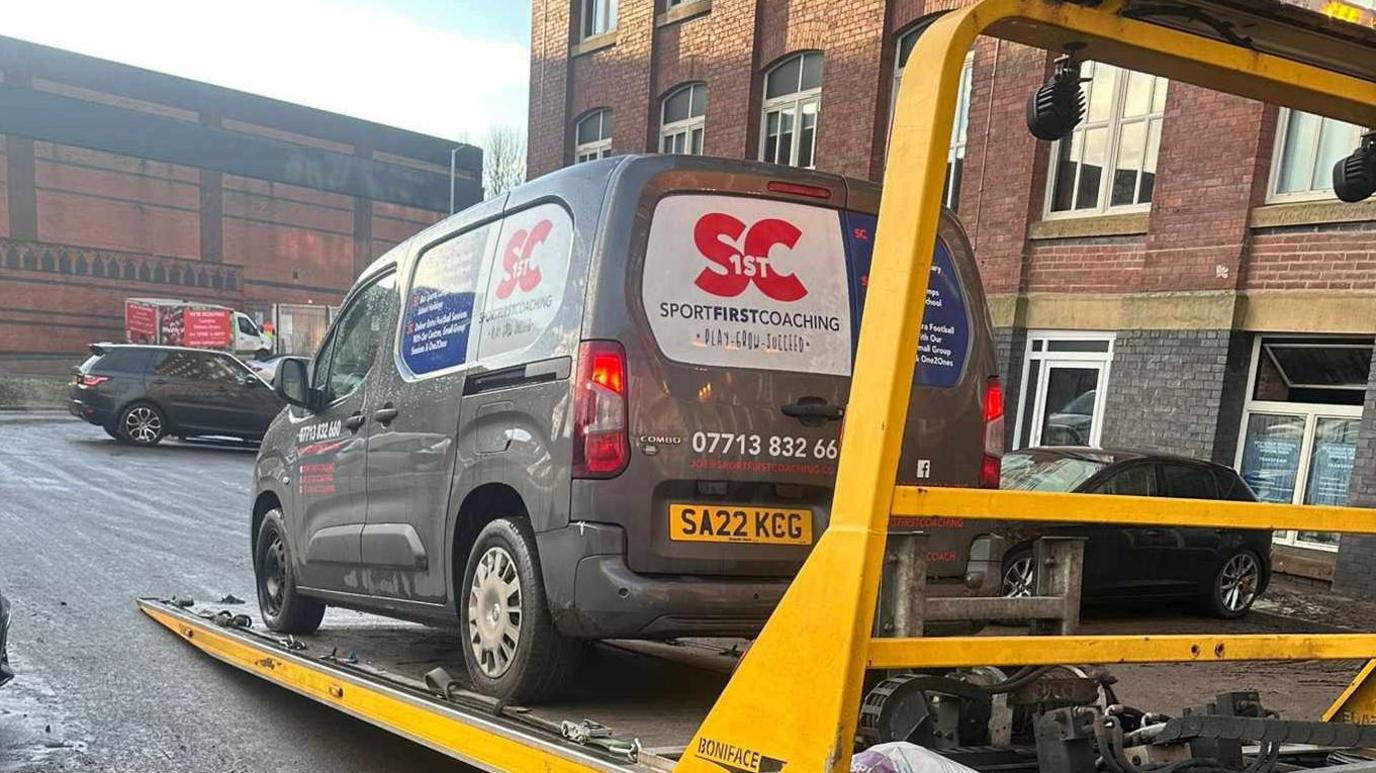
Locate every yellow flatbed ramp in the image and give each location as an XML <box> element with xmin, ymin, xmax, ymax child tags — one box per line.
<box><xmin>139</xmin><ymin>597</ymin><xmax>701</xmax><ymax>772</ymax></box>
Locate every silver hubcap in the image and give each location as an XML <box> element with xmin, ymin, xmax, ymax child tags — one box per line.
<box><xmin>1218</xmin><ymin>552</ymin><xmax>1259</xmax><ymax>612</ymax></box>
<box><xmin>124</xmin><ymin>406</ymin><xmax>161</xmax><ymax>443</ymax></box>
<box><xmin>467</xmin><ymin>546</ymin><xmax>522</xmax><ymax>678</ymax></box>
<box><xmin>1003</xmin><ymin>555</ymin><xmax>1035</xmax><ymax>598</ymax></box>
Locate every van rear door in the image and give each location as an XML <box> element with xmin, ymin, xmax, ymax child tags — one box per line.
<box><xmin>624</xmin><ymin>192</ymin><xmax>856</xmax><ymax>578</ymax></box>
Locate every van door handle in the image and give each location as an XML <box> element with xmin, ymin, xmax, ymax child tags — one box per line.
<box><xmin>373</xmin><ymin>406</ymin><xmax>399</xmax><ymax>425</ymax></box>
<box><xmin>344</xmin><ymin>412</ymin><xmax>366</xmax><ymax>432</ymax></box>
<box><xmin>781</xmin><ymin>401</ymin><xmax>845</xmax><ymax>422</ymax></box>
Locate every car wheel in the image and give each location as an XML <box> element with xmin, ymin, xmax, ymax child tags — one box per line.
<box><xmin>1208</xmin><ymin>549</ymin><xmax>1262</xmax><ymax>619</ymax></box>
<box><xmin>118</xmin><ymin>402</ymin><xmax>166</xmax><ymax>446</ymax></box>
<box><xmin>1001</xmin><ymin>550</ymin><xmax>1036</xmax><ymax>598</ymax></box>
<box><xmin>460</xmin><ymin>517</ymin><xmax>582</xmax><ymax>702</ymax></box>
<box><xmin>255</xmin><ymin>510</ymin><xmax>325</xmax><ymax>634</ymax></box>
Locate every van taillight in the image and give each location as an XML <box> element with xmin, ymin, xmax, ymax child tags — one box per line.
<box><xmin>981</xmin><ymin>377</ymin><xmax>1004</xmax><ymax>489</ymax></box>
<box><xmin>573</xmin><ymin>341</ymin><xmax>629</xmax><ymax>479</ymax></box>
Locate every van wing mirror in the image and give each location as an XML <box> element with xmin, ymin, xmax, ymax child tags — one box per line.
<box><xmin>275</xmin><ymin>358</ymin><xmax>312</xmax><ymax>409</ymax></box>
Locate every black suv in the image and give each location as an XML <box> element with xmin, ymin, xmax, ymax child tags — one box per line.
<box><xmin>69</xmin><ymin>344</ymin><xmax>285</xmax><ymax>445</ymax></box>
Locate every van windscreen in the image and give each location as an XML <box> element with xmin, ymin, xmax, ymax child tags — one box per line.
<box><xmin>640</xmin><ymin>195</ymin><xmax>971</xmax><ymax>386</ymax></box>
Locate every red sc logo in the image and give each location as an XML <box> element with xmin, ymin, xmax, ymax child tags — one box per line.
<box><xmin>496</xmin><ymin>219</ymin><xmax>553</xmax><ymax>299</ymax></box>
<box><xmin>692</xmin><ymin>213</ymin><xmax>808</xmax><ymax>302</ymax></box>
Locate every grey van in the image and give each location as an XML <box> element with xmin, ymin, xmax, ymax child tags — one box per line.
<box><xmin>252</xmin><ymin>155</ymin><xmax>1003</xmax><ymax>701</ymax></box>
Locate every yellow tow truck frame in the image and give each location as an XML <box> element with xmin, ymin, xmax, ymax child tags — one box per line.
<box><xmin>144</xmin><ymin>1</ymin><xmax>1376</xmax><ymax>770</ymax></box>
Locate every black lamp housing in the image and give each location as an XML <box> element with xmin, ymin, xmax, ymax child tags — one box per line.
<box><xmin>1026</xmin><ymin>51</ymin><xmax>1087</xmax><ymax>142</ymax></box>
<box><xmin>1333</xmin><ymin>131</ymin><xmax>1376</xmax><ymax>204</ymax></box>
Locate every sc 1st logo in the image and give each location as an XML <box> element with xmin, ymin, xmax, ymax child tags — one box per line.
<box><xmin>692</xmin><ymin>213</ymin><xmax>808</xmax><ymax>302</ymax></box>
<box><xmin>496</xmin><ymin>218</ymin><xmax>553</xmax><ymax>299</ymax></box>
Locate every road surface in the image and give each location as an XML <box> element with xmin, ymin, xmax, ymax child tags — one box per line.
<box><xmin>0</xmin><ymin>411</ymin><xmax>1362</xmax><ymax>771</ymax></box>
<box><xmin>0</xmin><ymin>413</ymin><xmax>469</xmax><ymax>772</ymax></box>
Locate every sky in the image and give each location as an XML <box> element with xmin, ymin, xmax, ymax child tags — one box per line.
<box><xmin>4</xmin><ymin>0</ymin><xmax>532</xmax><ymax>144</ymax></box>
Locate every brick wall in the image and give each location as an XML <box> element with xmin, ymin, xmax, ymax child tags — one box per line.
<box><xmin>1025</xmin><ymin>237</ymin><xmax>1146</xmax><ymax>293</ymax></box>
<box><xmin>1332</xmin><ymin>350</ymin><xmax>1376</xmax><ymax>594</ymax></box>
<box><xmin>1138</xmin><ymin>87</ymin><xmax>1267</xmax><ymax>293</ymax></box>
<box><xmin>1245</xmin><ymin>222</ymin><xmax>1376</xmax><ymax>291</ymax></box>
<box><xmin>1100</xmin><ymin>329</ymin><xmax>1241</xmax><ymax>459</ymax></box>
<box><xmin>0</xmin><ymin>37</ymin><xmax>460</xmax><ymax>356</ymax></box>
<box><xmin>653</xmin><ymin>0</ymin><xmax>760</xmax><ymax>161</ymax></box>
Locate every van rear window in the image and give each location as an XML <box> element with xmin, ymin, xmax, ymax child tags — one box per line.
<box><xmin>642</xmin><ymin>195</ymin><xmax>854</xmax><ymax>377</ymax></box>
<box><xmin>842</xmin><ymin>213</ymin><xmax>970</xmax><ymax>388</ymax></box>
<box><xmin>640</xmin><ymin>195</ymin><xmax>971</xmax><ymax>385</ymax></box>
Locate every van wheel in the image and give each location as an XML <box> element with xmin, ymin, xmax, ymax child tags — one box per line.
<box><xmin>255</xmin><ymin>348</ymin><xmax>271</xmax><ymax>360</ymax></box>
<box><xmin>255</xmin><ymin>510</ymin><xmax>325</xmax><ymax>634</ymax></box>
<box><xmin>118</xmin><ymin>402</ymin><xmax>166</xmax><ymax>446</ymax></box>
<box><xmin>460</xmin><ymin>518</ymin><xmax>583</xmax><ymax>702</ymax></box>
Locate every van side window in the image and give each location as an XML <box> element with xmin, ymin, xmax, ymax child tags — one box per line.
<box><xmin>477</xmin><ymin>203</ymin><xmax>575</xmax><ymax>362</ymax></box>
<box><xmin>318</xmin><ymin>272</ymin><xmax>399</xmax><ymax>404</ymax></box>
<box><xmin>401</xmin><ymin>223</ymin><xmax>496</xmax><ymax>376</ymax></box>
<box><xmin>238</xmin><ymin>316</ymin><xmax>259</xmax><ymax>335</ymax></box>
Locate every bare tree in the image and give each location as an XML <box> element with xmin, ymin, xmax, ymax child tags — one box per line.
<box><xmin>482</xmin><ymin>126</ymin><xmax>527</xmax><ymax>196</ymax></box>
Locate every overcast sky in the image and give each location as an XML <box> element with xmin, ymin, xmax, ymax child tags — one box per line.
<box><xmin>5</xmin><ymin>0</ymin><xmax>531</xmax><ymax>144</ymax></box>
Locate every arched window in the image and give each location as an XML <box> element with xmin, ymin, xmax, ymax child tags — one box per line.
<box><xmin>574</xmin><ymin>109</ymin><xmax>613</xmax><ymax>164</ymax></box>
<box><xmin>660</xmin><ymin>83</ymin><xmax>706</xmax><ymax>155</ymax></box>
<box><xmin>892</xmin><ymin>27</ymin><xmax>974</xmax><ymax>210</ymax></box>
<box><xmin>760</xmin><ymin>53</ymin><xmax>822</xmax><ymax>169</ymax></box>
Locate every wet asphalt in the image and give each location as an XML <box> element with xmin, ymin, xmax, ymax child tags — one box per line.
<box><xmin>0</xmin><ymin>412</ymin><xmax>470</xmax><ymax>772</ymax></box>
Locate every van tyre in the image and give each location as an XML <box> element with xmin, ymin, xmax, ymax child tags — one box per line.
<box><xmin>118</xmin><ymin>402</ymin><xmax>166</xmax><ymax>446</ymax></box>
<box><xmin>255</xmin><ymin>510</ymin><xmax>325</xmax><ymax>634</ymax></box>
<box><xmin>1207</xmin><ymin>549</ymin><xmax>1262</xmax><ymax>619</ymax></box>
<box><xmin>460</xmin><ymin>517</ymin><xmax>582</xmax><ymax>702</ymax></box>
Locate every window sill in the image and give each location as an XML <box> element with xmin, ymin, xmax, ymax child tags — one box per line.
<box><xmin>570</xmin><ymin>30</ymin><xmax>618</xmax><ymax>58</ymax></box>
<box><xmin>657</xmin><ymin>0</ymin><xmax>711</xmax><ymax>27</ymax></box>
<box><xmin>1249</xmin><ymin>198</ymin><xmax>1376</xmax><ymax>229</ymax></box>
<box><xmin>1027</xmin><ymin>212</ymin><xmax>1150</xmax><ymax>240</ymax></box>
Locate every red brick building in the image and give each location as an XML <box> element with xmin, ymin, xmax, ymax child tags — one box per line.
<box><xmin>529</xmin><ymin>0</ymin><xmax>1376</xmax><ymax>585</ymax></box>
<box><xmin>0</xmin><ymin>36</ymin><xmax>481</xmax><ymax>356</ymax></box>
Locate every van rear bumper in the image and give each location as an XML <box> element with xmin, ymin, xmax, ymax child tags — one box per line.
<box><xmin>537</xmin><ymin>522</ymin><xmax>786</xmax><ymax>639</ymax></box>
<box><xmin>536</xmin><ymin>522</ymin><xmax>1000</xmax><ymax>639</ymax></box>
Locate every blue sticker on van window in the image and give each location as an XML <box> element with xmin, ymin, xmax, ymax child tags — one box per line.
<box><xmin>842</xmin><ymin>212</ymin><xmax>969</xmax><ymax>388</ymax></box>
<box><xmin>401</xmin><ymin>228</ymin><xmax>488</xmax><ymax>375</ymax></box>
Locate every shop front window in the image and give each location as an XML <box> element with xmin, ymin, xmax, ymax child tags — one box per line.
<box><xmin>1014</xmin><ymin>332</ymin><xmax>1115</xmax><ymax>449</ymax></box>
<box><xmin>1235</xmin><ymin>336</ymin><xmax>1371</xmax><ymax>552</ymax></box>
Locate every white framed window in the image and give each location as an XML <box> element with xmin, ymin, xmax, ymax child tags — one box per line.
<box><xmin>1268</xmin><ymin>109</ymin><xmax>1369</xmax><ymax>202</ymax></box>
<box><xmin>760</xmin><ymin>52</ymin><xmax>822</xmax><ymax>169</ymax></box>
<box><xmin>660</xmin><ymin>83</ymin><xmax>706</xmax><ymax>155</ymax></box>
<box><xmin>1013</xmin><ymin>331</ymin><xmax>1115</xmax><ymax>450</ymax></box>
<box><xmin>891</xmin><ymin>36</ymin><xmax>974</xmax><ymax>210</ymax></box>
<box><xmin>1046</xmin><ymin>62</ymin><xmax>1167</xmax><ymax>217</ymax></box>
<box><xmin>1235</xmin><ymin>336</ymin><xmax>1370</xmax><ymax>553</ymax></box>
<box><xmin>579</xmin><ymin>0</ymin><xmax>618</xmax><ymax>40</ymax></box>
<box><xmin>574</xmin><ymin>109</ymin><xmax>612</xmax><ymax>164</ymax></box>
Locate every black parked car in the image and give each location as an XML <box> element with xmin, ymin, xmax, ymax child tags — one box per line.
<box><xmin>998</xmin><ymin>447</ymin><xmax>1271</xmax><ymax>618</ymax></box>
<box><xmin>69</xmin><ymin>344</ymin><xmax>285</xmax><ymax>445</ymax></box>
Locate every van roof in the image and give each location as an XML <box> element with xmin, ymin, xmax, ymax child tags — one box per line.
<box><xmin>359</xmin><ymin>155</ymin><xmax>885</xmax><ymax>284</ymax></box>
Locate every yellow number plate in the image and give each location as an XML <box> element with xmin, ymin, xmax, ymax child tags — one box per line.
<box><xmin>669</xmin><ymin>505</ymin><xmax>813</xmax><ymax>545</ymax></box>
